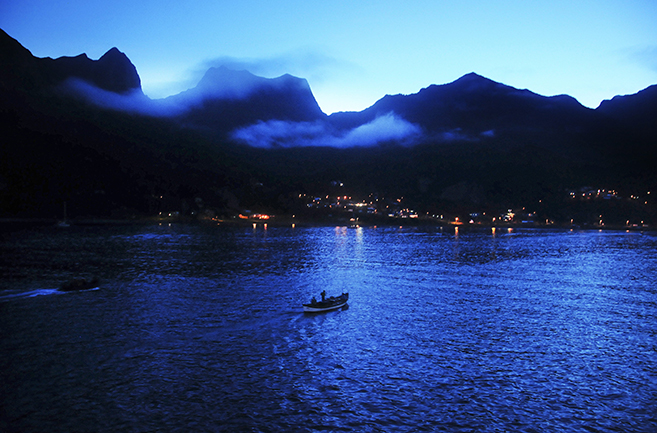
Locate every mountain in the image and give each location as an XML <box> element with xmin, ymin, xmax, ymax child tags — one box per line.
<box><xmin>0</xmin><ymin>28</ymin><xmax>655</xmax><ymax>224</ymax></box>
<box><xmin>326</xmin><ymin>73</ymin><xmax>656</xmax><ymax>201</ymax></box>
<box><xmin>330</xmin><ymin>72</ymin><xmax>596</xmax><ymax>143</ymax></box>
<box><xmin>596</xmin><ymin>84</ymin><xmax>657</xmax><ymax>141</ymax></box>
<box><xmin>0</xmin><ymin>30</ymin><xmax>233</xmax><ymax>218</ymax></box>
<box><xmin>168</xmin><ymin>66</ymin><xmax>326</xmax><ymax>135</ymax></box>
<box><xmin>0</xmin><ymin>29</ymin><xmax>140</xmax><ymax>96</ymax></box>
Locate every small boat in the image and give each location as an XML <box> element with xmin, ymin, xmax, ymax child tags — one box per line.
<box><xmin>303</xmin><ymin>292</ymin><xmax>349</xmax><ymax>313</ymax></box>
<box><xmin>59</xmin><ymin>277</ymin><xmax>100</xmax><ymax>292</ymax></box>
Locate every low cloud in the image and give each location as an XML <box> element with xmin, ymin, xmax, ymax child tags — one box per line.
<box><xmin>231</xmin><ymin>112</ymin><xmax>422</xmax><ymax>148</ymax></box>
<box><xmin>61</xmin><ymin>78</ymin><xmax>187</xmax><ymax>117</ymax></box>
<box><xmin>62</xmin><ymin>78</ymin><xmax>423</xmax><ymax>148</ymax></box>
<box><xmin>198</xmin><ymin>49</ymin><xmax>355</xmax><ymax>86</ymax></box>
<box><xmin>62</xmin><ymin>67</ymin><xmax>311</xmax><ymax>118</ymax></box>
<box><xmin>58</xmin><ymin>79</ymin><xmax>490</xmax><ymax>149</ymax></box>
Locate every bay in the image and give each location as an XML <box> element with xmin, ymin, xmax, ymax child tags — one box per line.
<box><xmin>1</xmin><ymin>224</ymin><xmax>656</xmax><ymax>432</ymax></box>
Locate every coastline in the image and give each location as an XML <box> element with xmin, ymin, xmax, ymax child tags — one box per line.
<box><xmin>1</xmin><ymin>216</ymin><xmax>652</xmax><ymax>232</ymax></box>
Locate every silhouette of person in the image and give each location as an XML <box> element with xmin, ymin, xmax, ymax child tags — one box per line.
<box><xmin>321</xmin><ymin>290</ymin><xmax>326</xmax><ymax>301</ymax></box>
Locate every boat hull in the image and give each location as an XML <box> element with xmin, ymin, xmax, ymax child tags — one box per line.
<box><xmin>303</xmin><ymin>293</ymin><xmax>349</xmax><ymax>313</ymax></box>
<box><xmin>303</xmin><ymin>300</ymin><xmax>348</xmax><ymax>313</ymax></box>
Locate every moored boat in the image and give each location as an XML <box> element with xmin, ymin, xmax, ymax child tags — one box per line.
<box><xmin>59</xmin><ymin>277</ymin><xmax>100</xmax><ymax>292</ymax></box>
<box><xmin>303</xmin><ymin>292</ymin><xmax>349</xmax><ymax>313</ymax></box>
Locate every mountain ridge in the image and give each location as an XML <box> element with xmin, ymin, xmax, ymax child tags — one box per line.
<box><xmin>167</xmin><ymin>66</ymin><xmax>325</xmax><ymax>134</ymax></box>
<box><xmin>3</xmin><ymin>27</ymin><xmax>652</xmax><ymax>142</ymax></box>
<box><xmin>0</xmin><ymin>29</ymin><xmax>141</xmax><ymax>95</ymax></box>
<box><xmin>0</xmin><ymin>28</ymin><xmax>655</xmax><ymax>224</ymax></box>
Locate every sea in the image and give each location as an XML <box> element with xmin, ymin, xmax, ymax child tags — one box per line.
<box><xmin>1</xmin><ymin>223</ymin><xmax>656</xmax><ymax>432</ymax></box>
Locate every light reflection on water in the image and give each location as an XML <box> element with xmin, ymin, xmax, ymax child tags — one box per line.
<box><xmin>0</xmin><ymin>224</ymin><xmax>656</xmax><ymax>432</ymax></box>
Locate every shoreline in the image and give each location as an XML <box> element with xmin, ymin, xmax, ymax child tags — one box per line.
<box><xmin>0</xmin><ymin>216</ymin><xmax>652</xmax><ymax>232</ymax></box>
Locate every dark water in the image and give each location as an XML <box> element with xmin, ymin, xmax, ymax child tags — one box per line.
<box><xmin>1</xmin><ymin>223</ymin><xmax>656</xmax><ymax>432</ymax></box>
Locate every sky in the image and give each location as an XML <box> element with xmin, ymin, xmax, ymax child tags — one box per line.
<box><xmin>1</xmin><ymin>0</ymin><xmax>656</xmax><ymax>114</ymax></box>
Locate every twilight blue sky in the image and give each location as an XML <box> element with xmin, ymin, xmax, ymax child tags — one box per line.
<box><xmin>1</xmin><ymin>0</ymin><xmax>656</xmax><ymax>114</ymax></box>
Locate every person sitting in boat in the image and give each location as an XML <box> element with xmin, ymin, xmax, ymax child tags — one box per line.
<box><xmin>310</xmin><ymin>296</ymin><xmax>317</xmax><ymax>305</ymax></box>
<box><xmin>321</xmin><ymin>290</ymin><xmax>326</xmax><ymax>301</ymax></box>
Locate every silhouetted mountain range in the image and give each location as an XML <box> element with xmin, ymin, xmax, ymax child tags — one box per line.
<box><xmin>1</xmin><ymin>29</ymin><xmax>655</xmax><ymax>225</ymax></box>
<box><xmin>332</xmin><ymin>73</ymin><xmax>592</xmax><ymax>133</ymax></box>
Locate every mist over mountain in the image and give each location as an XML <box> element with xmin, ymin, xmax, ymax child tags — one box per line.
<box><xmin>169</xmin><ymin>67</ymin><xmax>326</xmax><ymax>136</ymax></box>
<box><xmin>331</xmin><ymin>73</ymin><xmax>594</xmax><ymax>136</ymax></box>
<box><xmin>1</xmin><ymin>29</ymin><xmax>655</xmax><ymax>225</ymax></box>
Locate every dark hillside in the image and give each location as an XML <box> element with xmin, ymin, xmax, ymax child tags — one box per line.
<box><xmin>1</xmin><ymin>29</ymin><xmax>655</xmax><ymax>224</ymax></box>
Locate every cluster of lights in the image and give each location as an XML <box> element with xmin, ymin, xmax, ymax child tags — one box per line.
<box><xmin>570</xmin><ymin>188</ymin><xmax>653</xmax><ymax>203</ymax></box>
<box><xmin>294</xmin><ymin>185</ymin><xmax>653</xmax><ymax>227</ymax></box>
<box><xmin>238</xmin><ymin>213</ymin><xmax>271</xmax><ymax>220</ymax></box>
<box><xmin>304</xmin><ymin>194</ymin><xmax>382</xmax><ymax>213</ymax></box>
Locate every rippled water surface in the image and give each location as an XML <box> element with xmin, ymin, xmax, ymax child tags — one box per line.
<box><xmin>1</xmin><ymin>224</ymin><xmax>656</xmax><ymax>432</ymax></box>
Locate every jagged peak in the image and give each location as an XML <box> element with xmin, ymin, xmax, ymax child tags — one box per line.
<box><xmin>275</xmin><ymin>72</ymin><xmax>304</xmax><ymax>83</ymax></box>
<box><xmin>45</xmin><ymin>46</ymin><xmax>142</xmax><ymax>93</ymax></box>
<box><xmin>451</xmin><ymin>72</ymin><xmax>507</xmax><ymax>90</ymax></box>
<box><xmin>65</xmin><ymin>53</ymin><xmax>91</xmax><ymax>61</ymax></box>
<box><xmin>270</xmin><ymin>72</ymin><xmax>311</xmax><ymax>91</ymax></box>
<box><xmin>98</xmin><ymin>47</ymin><xmax>129</xmax><ymax>62</ymax></box>
<box><xmin>194</xmin><ymin>66</ymin><xmax>312</xmax><ymax>99</ymax></box>
<box><xmin>104</xmin><ymin>47</ymin><xmax>123</xmax><ymax>56</ymax></box>
<box><xmin>459</xmin><ymin>72</ymin><xmax>487</xmax><ymax>81</ymax></box>
<box><xmin>204</xmin><ymin>65</ymin><xmax>257</xmax><ymax>78</ymax></box>
<box><xmin>196</xmin><ymin>66</ymin><xmax>263</xmax><ymax>95</ymax></box>
<box><xmin>200</xmin><ymin>67</ymin><xmax>307</xmax><ymax>85</ymax></box>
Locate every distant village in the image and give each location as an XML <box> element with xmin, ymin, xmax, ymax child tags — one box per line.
<box><xmin>178</xmin><ymin>183</ymin><xmax>654</xmax><ymax>230</ymax></box>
